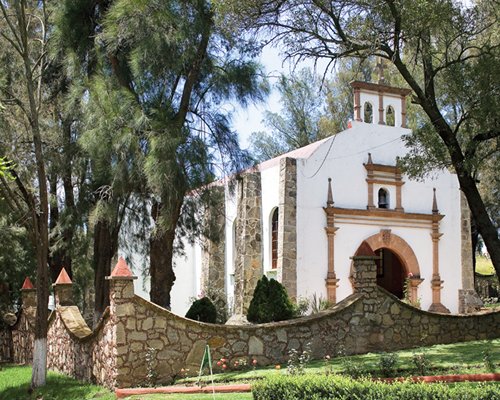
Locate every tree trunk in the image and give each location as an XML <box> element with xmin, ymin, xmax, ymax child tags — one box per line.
<box><xmin>149</xmin><ymin>199</ymin><xmax>183</xmax><ymax>310</ymax></box>
<box><xmin>93</xmin><ymin>220</ymin><xmax>118</xmax><ymax>325</ymax></box>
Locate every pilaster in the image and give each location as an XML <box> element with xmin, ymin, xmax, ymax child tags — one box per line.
<box><xmin>428</xmin><ymin>189</ymin><xmax>450</xmax><ymax>313</ymax></box>
<box><xmin>324</xmin><ymin>178</ymin><xmax>339</xmax><ymax>303</ymax></box>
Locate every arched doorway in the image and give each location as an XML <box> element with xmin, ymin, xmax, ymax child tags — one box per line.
<box><xmin>374</xmin><ymin>248</ymin><xmax>406</xmax><ymax>299</ymax></box>
<box><xmin>352</xmin><ymin>231</ymin><xmax>423</xmax><ymax>303</ymax></box>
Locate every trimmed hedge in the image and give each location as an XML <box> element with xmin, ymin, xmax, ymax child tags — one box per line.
<box><xmin>247</xmin><ymin>275</ymin><xmax>295</xmax><ymax>323</ymax></box>
<box><xmin>252</xmin><ymin>374</ymin><xmax>500</xmax><ymax>400</ymax></box>
<box><xmin>185</xmin><ymin>297</ymin><xmax>217</xmax><ymax>323</ymax></box>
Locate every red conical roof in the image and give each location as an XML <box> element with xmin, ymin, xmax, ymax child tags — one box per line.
<box><xmin>111</xmin><ymin>257</ymin><xmax>133</xmax><ymax>277</ymax></box>
<box><xmin>21</xmin><ymin>277</ymin><xmax>34</xmax><ymax>290</ymax></box>
<box><xmin>55</xmin><ymin>267</ymin><xmax>72</xmax><ymax>284</ymax></box>
<box><xmin>355</xmin><ymin>241</ymin><xmax>376</xmax><ymax>257</ymax></box>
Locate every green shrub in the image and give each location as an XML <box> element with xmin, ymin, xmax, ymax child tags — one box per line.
<box><xmin>378</xmin><ymin>352</ymin><xmax>399</xmax><ymax>377</ymax></box>
<box><xmin>247</xmin><ymin>275</ymin><xmax>295</xmax><ymax>323</ymax></box>
<box><xmin>412</xmin><ymin>351</ymin><xmax>432</xmax><ymax>376</ymax></box>
<box><xmin>185</xmin><ymin>297</ymin><xmax>217</xmax><ymax>323</ymax></box>
<box><xmin>252</xmin><ymin>374</ymin><xmax>500</xmax><ymax>400</ymax></box>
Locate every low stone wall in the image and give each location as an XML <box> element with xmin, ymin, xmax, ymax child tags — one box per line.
<box><xmin>0</xmin><ymin>326</ymin><xmax>11</xmax><ymax>362</ymax></box>
<box><xmin>10</xmin><ymin>257</ymin><xmax>500</xmax><ymax>389</ymax></box>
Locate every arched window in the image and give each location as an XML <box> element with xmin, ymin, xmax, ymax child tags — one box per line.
<box><xmin>386</xmin><ymin>106</ymin><xmax>395</xmax><ymax>126</ymax></box>
<box><xmin>271</xmin><ymin>208</ymin><xmax>279</xmax><ymax>269</ymax></box>
<box><xmin>364</xmin><ymin>102</ymin><xmax>373</xmax><ymax>123</ymax></box>
<box><xmin>378</xmin><ymin>188</ymin><xmax>389</xmax><ymax>209</ymax></box>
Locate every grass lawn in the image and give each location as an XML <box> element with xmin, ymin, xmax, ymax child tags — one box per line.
<box><xmin>0</xmin><ymin>364</ymin><xmax>114</xmax><ymax>400</ymax></box>
<box><xmin>179</xmin><ymin>338</ymin><xmax>500</xmax><ymax>385</ymax></box>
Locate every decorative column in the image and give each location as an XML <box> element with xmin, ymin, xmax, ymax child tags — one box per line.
<box><xmin>395</xmin><ymin>160</ymin><xmax>404</xmax><ymax>212</ymax></box>
<box><xmin>325</xmin><ymin>178</ymin><xmax>339</xmax><ymax>303</ymax></box>
<box><xmin>365</xmin><ymin>153</ymin><xmax>375</xmax><ymax>209</ymax></box>
<box><xmin>53</xmin><ymin>267</ymin><xmax>74</xmax><ymax>306</ymax></box>
<box><xmin>12</xmin><ymin>278</ymin><xmax>36</xmax><ymax>364</ymax></box>
<box><xmin>428</xmin><ymin>189</ymin><xmax>450</xmax><ymax>313</ymax></box>
<box><xmin>354</xmin><ymin>88</ymin><xmax>362</xmax><ymax>121</ymax></box>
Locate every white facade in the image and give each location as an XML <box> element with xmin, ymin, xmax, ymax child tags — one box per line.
<box><xmin>128</xmin><ymin>81</ymin><xmax>470</xmax><ymax>316</ymax></box>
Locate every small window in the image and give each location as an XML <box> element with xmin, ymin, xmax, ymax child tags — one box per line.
<box><xmin>363</xmin><ymin>102</ymin><xmax>373</xmax><ymax>123</ymax></box>
<box><xmin>386</xmin><ymin>106</ymin><xmax>395</xmax><ymax>126</ymax></box>
<box><xmin>271</xmin><ymin>208</ymin><xmax>279</xmax><ymax>269</ymax></box>
<box><xmin>378</xmin><ymin>188</ymin><xmax>389</xmax><ymax>209</ymax></box>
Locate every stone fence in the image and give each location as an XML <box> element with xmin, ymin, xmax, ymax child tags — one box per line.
<box><xmin>8</xmin><ymin>256</ymin><xmax>500</xmax><ymax>389</ymax></box>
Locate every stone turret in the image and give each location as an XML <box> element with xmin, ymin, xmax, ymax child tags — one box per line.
<box><xmin>53</xmin><ymin>268</ymin><xmax>74</xmax><ymax>307</ymax></box>
<box><xmin>21</xmin><ymin>277</ymin><xmax>36</xmax><ymax>310</ymax></box>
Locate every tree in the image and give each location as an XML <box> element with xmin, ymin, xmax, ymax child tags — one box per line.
<box><xmin>216</xmin><ymin>0</ymin><xmax>500</xmax><ymax>280</ymax></box>
<box><xmin>56</xmin><ymin>0</ymin><xmax>268</xmax><ymax>311</ymax></box>
<box><xmin>0</xmin><ymin>0</ymin><xmax>51</xmax><ymax>387</ymax></box>
<box><xmin>249</xmin><ymin>68</ymin><xmax>330</xmax><ymax>162</ymax></box>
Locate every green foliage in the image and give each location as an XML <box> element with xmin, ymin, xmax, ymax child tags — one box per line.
<box><xmin>252</xmin><ymin>374</ymin><xmax>500</xmax><ymax>400</ymax></box>
<box><xmin>378</xmin><ymin>352</ymin><xmax>399</xmax><ymax>378</ymax></box>
<box><xmin>185</xmin><ymin>297</ymin><xmax>217</xmax><ymax>323</ymax></box>
<box><xmin>287</xmin><ymin>342</ymin><xmax>312</xmax><ymax>375</ymax></box>
<box><xmin>249</xmin><ymin>68</ymin><xmax>330</xmax><ymax>162</ymax></box>
<box><xmin>412</xmin><ymin>351</ymin><xmax>433</xmax><ymax>376</ymax></box>
<box><xmin>247</xmin><ymin>275</ymin><xmax>295</xmax><ymax>323</ymax></box>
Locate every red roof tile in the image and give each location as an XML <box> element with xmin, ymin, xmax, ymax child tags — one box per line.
<box><xmin>21</xmin><ymin>277</ymin><xmax>34</xmax><ymax>290</ymax></box>
<box><xmin>55</xmin><ymin>267</ymin><xmax>72</xmax><ymax>284</ymax></box>
<box><xmin>111</xmin><ymin>257</ymin><xmax>133</xmax><ymax>278</ymax></box>
<box><xmin>355</xmin><ymin>241</ymin><xmax>376</xmax><ymax>257</ymax></box>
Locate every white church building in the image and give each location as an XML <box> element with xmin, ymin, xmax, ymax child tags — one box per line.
<box><xmin>131</xmin><ymin>80</ymin><xmax>478</xmax><ymax>316</ymax></box>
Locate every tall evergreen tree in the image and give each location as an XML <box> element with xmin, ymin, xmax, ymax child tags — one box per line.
<box><xmin>56</xmin><ymin>0</ymin><xmax>268</xmax><ymax>311</ymax></box>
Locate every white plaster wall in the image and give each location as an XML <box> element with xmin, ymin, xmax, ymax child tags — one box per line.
<box><xmin>295</xmin><ymin>121</ymin><xmax>462</xmax><ymax>312</ymax></box>
<box><xmin>224</xmin><ymin>185</ymin><xmax>238</xmax><ymax>312</ymax></box>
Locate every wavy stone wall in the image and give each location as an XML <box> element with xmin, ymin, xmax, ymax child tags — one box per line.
<box><xmin>10</xmin><ymin>256</ymin><xmax>500</xmax><ymax>389</ymax></box>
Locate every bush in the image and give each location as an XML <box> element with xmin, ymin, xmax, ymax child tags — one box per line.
<box><xmin>378</xmin><ymin>352</ymin><xmax>399</xmax><ymax>377</ymax></box>
<box><xmin>185</xmin><ymin>297</ymin><xmax>217</xmax><ymax>323</ymax></box>
<box><xmin>247</xmin><ymin>275</ymin><xmax>295</xmax><ymax>323</ymax></box>
<box><xmin>412</xmin><ymin>351</ymin><xmax>432</xmax><ymax>376</ymax></box>
<box><xmin>252</xmin><ymin>374</ymin><xmax>500</xmax><ymax>400</ymax></box>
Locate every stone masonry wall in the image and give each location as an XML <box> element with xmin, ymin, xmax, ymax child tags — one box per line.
<box><xmin>200</xmin><ymin>189</ymin><xmax>226</xmax><ymax>297</ymax></box>
<box><xmin>277</xmin><ymin>157</ymin><xmax>297</xmax><ymax>299</ymax></box>
<box><xmin>459</xmin><ymin>192</ymin><xmax>483</xmax><ymax>313</ymax></box>
<box><xmin>10</xmin><ymin>257</ymin><xmax>500</xmax><ymax>389</ymax></box>
<box><xmin>233</xmin><ymin>172</ymin><xmax>263</xmax><ymax>314</ymax></box>
<box><xmin>0</xmin><ymin>326</ymin><xmax>11</xmax><ymax>362</ymax></box>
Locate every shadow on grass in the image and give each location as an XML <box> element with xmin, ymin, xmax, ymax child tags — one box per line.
<box><xmin>0</xmin><ymin>366</ymin><xmax>113</xmax><ymax>400</ymax></box>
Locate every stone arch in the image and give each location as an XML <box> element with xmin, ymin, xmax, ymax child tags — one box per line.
<box><xmin>360</xmin><ymin>231</ymin><xmax>420</xmax><ymax>277</ymax></box>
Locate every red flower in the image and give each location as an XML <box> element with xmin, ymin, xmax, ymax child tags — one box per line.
<box><xmin>252</xmin><ymin>359</ymin><xmax>257</xmax><ymax>365</ymax></box>
<box><xmin>222</xmin><ymin>364</ymin><xmax>227</xmax><ymax>369</ymax></box>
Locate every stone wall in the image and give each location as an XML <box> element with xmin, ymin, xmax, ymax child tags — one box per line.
<box><xmin>200</xmin><ymin>188</ymin><xmax>226</xmax><ymax>297</ymax></box>
<box><xmin>277</xmin><ymin>157</ymin><xmax>297</xmax><ymax>299</ymax></box>
<box><xmin>459</xmin><ymin>192</ymin><xmax>483</xmax><ymax>313</ymax></box>
<box><xmin>10</xmin><ymin>257</ymin><xmax>500</xmax><ymax>389</ymax></box>
<box><xmin>0</xmin><ymin>326</ymin><xmax>11</xmax><ymax>362</ymax></box>
<box><xmin>233</xmin><ymin>172</ymin><xmax>263</xmax><ymax>314</ymax></box>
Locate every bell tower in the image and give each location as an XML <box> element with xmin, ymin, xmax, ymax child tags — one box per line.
<box><xmin>351</xmin><ymin>71</ymin><xmax>412</xmax><ymax>128</ymax></box>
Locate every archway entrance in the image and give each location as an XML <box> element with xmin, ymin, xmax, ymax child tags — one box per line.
<box><xmin>374</xmin><ymin>248</ymin><xmax>406</xmax><ymax>299</ymax></box>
